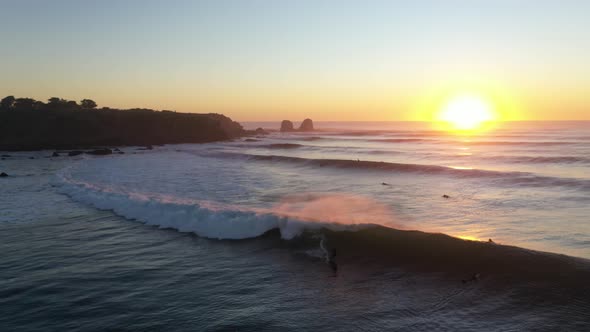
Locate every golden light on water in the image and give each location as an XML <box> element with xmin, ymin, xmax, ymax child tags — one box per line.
<box><xmin>448</xmin><ymin>166</ymin><xmax>474</xmax><ymax>170</ymax></box>
<box><xmin>456</xmin><ymin>235</ymin><xmax>480</xmax><ymax>242</ymax></box>
<box><xmin>438</xmin><ymin>94</ymin><xmax>496</xmax><ymax>130</ymax></box>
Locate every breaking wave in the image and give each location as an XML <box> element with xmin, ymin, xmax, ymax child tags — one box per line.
<box><xmin>54</xmin><ymin>170</ymin><xmax>395</xmax><ymax>240</ymax></box>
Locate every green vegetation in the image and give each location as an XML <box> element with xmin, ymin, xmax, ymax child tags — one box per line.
<box><xmin>0</xmin><ymin>96</ymin><xmax>244</xmax><ymax>151</ymax></box>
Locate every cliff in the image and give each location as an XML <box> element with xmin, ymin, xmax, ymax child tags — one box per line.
<box><xmin>0</xmin><ymin>108</ymin><xmax>244</xmax><ymax>151</ymax></box>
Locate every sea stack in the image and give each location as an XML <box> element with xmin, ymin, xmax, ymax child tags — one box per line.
<box><xmin>280</xmin><ymin>120</ymin><xmax>295</xmax><ymax>132</ymax></box>
<box><xmin>298</xmin><ymin>118</ymin><xmax>314</xmax><ymax>131</ymax></box>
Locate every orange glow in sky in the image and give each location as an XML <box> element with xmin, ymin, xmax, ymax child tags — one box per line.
<box><xmin>1</xmin><ymin>2</ymin><xmax>589</xmax><ymax>121</ymax></box>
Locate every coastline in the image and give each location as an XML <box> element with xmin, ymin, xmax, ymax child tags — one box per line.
<box><xmin>0</xmin><ymin>108</ymin><xmax>246</xmax><ymax>151</ymax></box>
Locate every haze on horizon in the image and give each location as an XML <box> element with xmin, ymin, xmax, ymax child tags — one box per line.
<box><xmin>1</xmin><ymin>0</ymin><xmax>589</xmax><ymax>121</ymax></box>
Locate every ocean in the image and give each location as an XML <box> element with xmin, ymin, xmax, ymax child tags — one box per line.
<box><xmin>1</xmin><ymin>121</ymin><xmax>589</xmax><ymax>331</ymax></box>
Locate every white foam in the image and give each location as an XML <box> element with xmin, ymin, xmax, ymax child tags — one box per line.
<box><xmin>54</xmin><ymin>168</ymin><xmax>361</xmax><ymax>240</ymax></box>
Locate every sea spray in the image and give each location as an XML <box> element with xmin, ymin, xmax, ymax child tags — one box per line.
<box><xmin>55</xmin><ymin>168</ymin><xmax>397</xmax><ymax>240</ymax></box>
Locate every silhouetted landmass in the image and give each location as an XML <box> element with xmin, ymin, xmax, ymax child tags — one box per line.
<box><xmin>0</xmin><ymin>96</ymin><xmax>245</xmax><ymax>151</ymax></box>
<box><xmin>280</xmin><ymin>120</ymin><xmax>295</xmax><ymax>132</ymax></box>
<box><xmin>280</xmin><ymin>119</ymin><xmax>314</xmax><ymax>132</ymax></box>
<box><xmin>298</xmin><ymin>118</ymin><xmax>314</xmax><ymax>131</ymax></box>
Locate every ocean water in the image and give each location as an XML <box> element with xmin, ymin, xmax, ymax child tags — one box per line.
<box><xmin>1</xmin><ymin>121</ymin><xmax>589</xmax><ymax>331</ymax></box>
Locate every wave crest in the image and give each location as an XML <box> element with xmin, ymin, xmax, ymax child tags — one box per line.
<box><xmin>55</xmin><ymin>169</ymin><xmax>396</xmax><ymax>240</ymax></box>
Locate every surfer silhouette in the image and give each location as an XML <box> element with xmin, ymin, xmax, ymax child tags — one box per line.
<box><xmin>328</xmin><ymin>248</ymin><xmax>338</xmax><ymax>275</ymax></box>
<box><xmin>320</xmin><ymin>235</ymin><xmax>338</xmax><ymax>276</ymax></box>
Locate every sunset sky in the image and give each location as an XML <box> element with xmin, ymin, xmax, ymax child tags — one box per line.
<box><xmin>1</xmin><ymin>0</ymin><xmax>589</xmax><ymax>121</ymax></box>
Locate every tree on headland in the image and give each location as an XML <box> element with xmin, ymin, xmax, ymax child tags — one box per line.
<box><xmin>33</xmin><ymin>100</ymin><xmax>46</xmax><ymax>110</ymax></box>
<box><xmin>13</xmin><ymin>98</ymin><xmax>36</xmax><ymax>111</ymax></box>
<box><xmin>46</xmin><ymin>97</ymin><xmax>80</xmax><ymax>111</ymax></box>
<box><xmin>47</xmin><ymin>97</ymin><xmax>67</xmax><ymax>109</ymax></box>
<box><xmin>65</xmin><ymin>100</ymin><xmax>80</xmax><ymax>111</ymax></box>
<box><xmin>1</xmin><ymin>96</ymin><xmax>15</xmax><ymax>111</ymax></box>
<box><xmin>0</xmin><ymin>95</ymin><xmax>246</xmax><ymax>150</ymax></box>
<box><xmin>80</xmin><ymin>99</ymin><xmax>97</xmax><ymax>109</ymax></box>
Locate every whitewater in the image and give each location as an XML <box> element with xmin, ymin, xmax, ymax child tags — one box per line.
<box><xmin>1</xmin><ymin>121</ymin><xmax>589</xmax><ymax>331</ymax></box>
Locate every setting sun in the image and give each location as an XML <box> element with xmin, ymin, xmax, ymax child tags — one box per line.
<box><xmin>439</xmin><ymin>94</ymin><xmax>495</xmax><ymax>130</ymax></box>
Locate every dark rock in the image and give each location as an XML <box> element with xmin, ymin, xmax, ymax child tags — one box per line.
<box><xmin>86</xmin><ymin>148</ymin><xmax>113</xmax><ymax>156</ymax></box>
<box><xmin>117</xmin><ymin>151</ymin><xmax>125</xmax><ymax>154</ymax></box>
<box><xmin>255</xmin><ymin>127</ymin><xmax>268</xmax><ymax>135</ymax></box>
<box><xmin>268</xmin><ymin>143</ymin><xmax>302</xmax><ymax>149</ymax></box>
<box><xmin>280</xmin><ymin>120</ymin><xmax>295</xmax><ymax>132</ymax></box>
<box><xmin>442</xmin><ymin>194</ymin><xmax>450</xmax><ymax>199</ymax></box>
<box><xmin>113</xmin><ymin>148</ymin><xmax>121</xmax><ymax>152</ymax></box>
<box><xmin>52</xmin><ymin>152</ymin><xmax>60</xmax><ymax>157</ymax></box>
<box><xmin>245</xmin><ymin>138</ymin><xmax>259</xmax><ymax>142</ymax></box>
<box><xmin>298</xmin><ymin>118</ymin><xmax>314</xmax><ymax>131</ymax></box>
<box><xmin>68</xmin><ymin>151</ymin><xmax>84</xmax><ymax>156</ymax></box>
<box><xmin>0</xmin><ymin>172</ymin><xmax>8</xmax><ymax>177</ymax></box>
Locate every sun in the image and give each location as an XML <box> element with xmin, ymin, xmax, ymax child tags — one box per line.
<box><xmin>438</xmin><ymin>94</ymin><xmax>495</xmax><ymax>130</ymax></box>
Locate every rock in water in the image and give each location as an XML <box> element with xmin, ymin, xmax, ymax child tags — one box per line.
<box><xmin>86</xmin><ymin>148</ymin><xmax>113</xmax><ymax>156</ymax></box>
<box><xmin>0</xmin><ymin>172</ymin><xmax>8</xmax><ymax>177</ymax></box>
<box><xmin>280</xmin><ymin>120</ymin><xmax>295</xmax><ymax>132</ymax></box>
<box><xmin>52</xmin><ymin>152</ymin><xmax>60</xmax><ymax>157</ymax></box>
<box><xmin>255</xmin><ymin>127</ymin><xmax>268</xmax><ymax>135</ymax></box>
<box><xmin>68</xmin><ymin>151</ymin><xmax>84</xmax><ymax>156</ymax></box>
<box><xmin>299</xmin><ymin>118</ymin><xmax>314</xmax><ymax>131</ymax></box>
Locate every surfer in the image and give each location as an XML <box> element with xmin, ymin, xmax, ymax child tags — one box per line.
<box><xmin>442</xmin><ymin>194</ymin><xmax>450</xmax><ymax>198</ymax></box>
<box><xmin>320</xmin><ymin>235</ymin><xmax>338</xmax><ymax>276</ymax></box>
<box><xmin>328</xmin><ymin>248</ymin><xmax>338</xmax><ymax>275</ymax></box>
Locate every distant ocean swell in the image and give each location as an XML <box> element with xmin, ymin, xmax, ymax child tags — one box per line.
<box><xmin>458</xmin><ymin>155</ymin><xmax>590</xmax><ymax>164</ymax></box>
<box><xmin>368</xmin><ymin>138</ymin><xmax>581</xmax><ymax>146</ymax></box>
<box><xmin>193</xmin><ymin>151</ymin><xmax>590</xmax><ymax>191</ymax></box>
<box><xmin>311</xmin><ymin>130</ymin><xmax>589</xmax><ymax>140</ymax></box>
<box><xmin>232</xmin><ymin>141</ymin><xmax>590</xmax><ymax>163</ymax></box>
